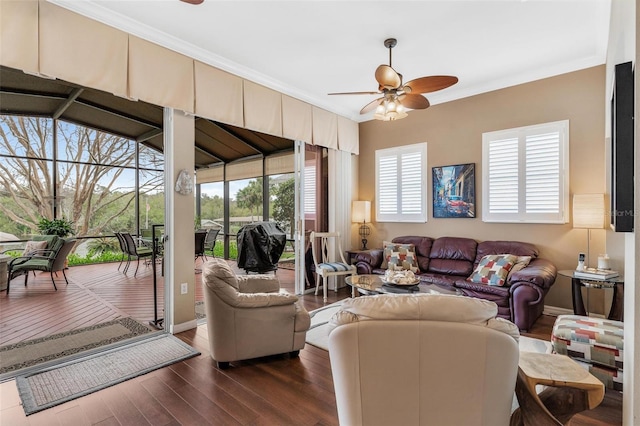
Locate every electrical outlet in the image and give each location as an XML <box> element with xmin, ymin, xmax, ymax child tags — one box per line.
<box><xmin>180</xmin><ymin>283</ymin><xmax>188</xmax><ymax>295</ymax></box>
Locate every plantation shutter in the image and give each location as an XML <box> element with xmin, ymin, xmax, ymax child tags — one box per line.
<box><xmin>483</xmin><ymin>121</ymin><xmax>568</xmax><ymax>223</ymax></box>
<box><xmin>376</xmin><ymin>143</ymin><xmax>427</xmax><ymax>222</ymax></box>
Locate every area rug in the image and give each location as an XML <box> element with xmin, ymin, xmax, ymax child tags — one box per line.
<box><xmin>16</xmin><ymin>334</ymin><xmax>200</xmax><ymax>415</ymax></box>
<box><xmin>0</xmin><ymin>317</ymin><xmax>153</xmax><ymax>375</ymax></box>
<box><xmin>304</xmin><ymin>300</ymin><xmax>345</xmax><ymax>350</ymax></box>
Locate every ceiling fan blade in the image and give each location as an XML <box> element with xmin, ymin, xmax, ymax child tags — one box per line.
<box><xmin>360</xmin><ymin>97</ymin><xmax>384</xmax><ymax>115</ymax></box>
<box><xmin>375</xmin><ymin>65</ymin><xmax>402</xmax><ymax>90</ymax></box>
<box><xmin>328</xmin><ymin>91</ymin><xmax>381</xmax><ymax>95</ymax></box>
<box><xmin>399</xmin><ymin>94</ymin><xmax>430</xmax><ymax>110</ymax></box>
<box><xmin>404</xmin><ymin>76</ymin><xmax>458</xmax><ymax>94</ymax></box>
<box><xmin>180</xmin><ymin>0</ymin><xmax>204</xmax><ymax>4</ymax></box>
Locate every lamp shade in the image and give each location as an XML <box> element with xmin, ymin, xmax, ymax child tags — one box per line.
<box><xmin>573</xmin><ymin>194</ymin><xmax>605</xmax><ymax>229</ymax></box>
<box><xmin>352</xmin><ymin>200</ymin><xmax>371</xmax><ymax>223</ymax></box>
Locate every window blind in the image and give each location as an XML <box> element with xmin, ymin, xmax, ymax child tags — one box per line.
<box><xmin>376</xmin><ymin>143</ymin><xmax>427</xmax><ymax>222</ymax></box>
<box><xmin>483</xmin><ymin>121</ymin><xmax>568</xmax><ymax>223</ymax></box>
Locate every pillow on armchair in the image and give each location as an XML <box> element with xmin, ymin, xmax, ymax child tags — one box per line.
<box><xmin>22</xmin><ymin>240</ymin><xmax>48</xmax><ymax>256</ymax></box>
<box><xmin>381</xmin><ymin>241</ymin><xmax>420</xmax><ymax>273</ymax></box>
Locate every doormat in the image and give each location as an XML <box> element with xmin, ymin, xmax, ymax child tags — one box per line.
<box><xmin>0</xmin><ymin>317</ymin><xmax>153</xmax><ymax>375</ymax></box>
<box><xmin>16</xmin><ymin>334</ymin><xmax>200</xmax><ymax>415</ymax></box>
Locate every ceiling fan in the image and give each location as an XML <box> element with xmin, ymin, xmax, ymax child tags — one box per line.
<box><xmin>329</xmin><ymin>38</ymin><xmax>458</xmax><ymax>121</ymax></box>
<box><xmin>180</xmin><ymin>0</ymin><xmax>204</xmax><ymax>4</ymax></box>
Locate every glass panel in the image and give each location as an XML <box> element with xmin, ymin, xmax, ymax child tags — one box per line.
<box><xmin>56</xmin><ymin>119</ymin><xmax>135</xmax><ymax>166</ymax></box>
<box><xmin>57</xmin><ymin>163</ymin><xmax>136</xmax><ymax>237</ymax></box>
<box><xmin>269</xmin><ymin>173</ymin><xmax>295</xmax><ymax>239</ymax></box>
<box><xmin>229</xmin><ymin>177</ymin><xmax>263</xmax><ymax>235</ymax></box>
<box><xmin>200</xmin><ymin>181</ymin><xmax>224</xmax><ymax>232</ymax></box>
<box><xmin>0</xmin><ymin>115</ymin><xmax>53</xmax><ymax>158</ymax></box>
<box><xmin>139</xmin><ymin>143</ymin><xmax>164</xmax><ymax>171</ymax></box>
<box><xmin>139</xmin><ymin>169</ymin><xmax>165</xmax><ymax>232</ymax></box>
<box><xmin>0</xmin><ymin>155</ymin><xmax>53</xmax><ymax>239</ymax></box>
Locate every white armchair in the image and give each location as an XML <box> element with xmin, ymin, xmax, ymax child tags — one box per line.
<box><xmin>202</xmin><ymin>258</ymin><xmax>310</xmax><ymax>369</ymax></box>
<box><xmin>328</xmin><ymin>293</ymin><xmax>520</xmax><ymax>426</ymax></box>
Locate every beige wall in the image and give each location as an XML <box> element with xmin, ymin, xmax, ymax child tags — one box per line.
<box><xmin>357</xmin><ymin>66</ymin><xmax>606</xmax><ymax>311</ymax></box>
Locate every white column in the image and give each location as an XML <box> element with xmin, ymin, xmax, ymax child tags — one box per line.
<box><xmin>328</xmin><ymin>148</ymin><xmax>354</xmax><ymax>290</ymax></box>
<box><xmin>163</xmin><ymin>108</ymin><xmax>197</xmax><ymax>333</ymax></box>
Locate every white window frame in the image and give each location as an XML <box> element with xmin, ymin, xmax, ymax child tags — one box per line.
<box><xmin>482</xmin><ymin>120</ymin><xmax>569</xmax><ymax>224</ymax></box>
<box><xmin>375</xmin><ymin>142</ymin><xmax>428</xmax><ymax>223</ymax></box>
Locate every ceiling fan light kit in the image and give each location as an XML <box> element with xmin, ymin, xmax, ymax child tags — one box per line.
<box><xmin>329</xmin><ymin>38</ymin><xmax>458</xmax><ymax>121</ymax></box>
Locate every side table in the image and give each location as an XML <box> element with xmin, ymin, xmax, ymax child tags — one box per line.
<box><xmin>510</xmin><ymin>352</ymin><xmax>604</xmax><ymax>425</ymax></box>
<box><xmin>557</xmin><ymin>270</ymin><xmax>624</xmax><ymax>321</ymax></box>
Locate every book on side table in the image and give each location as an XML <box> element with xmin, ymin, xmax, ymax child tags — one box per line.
<box><xmin>574</xmin><ymin>268</ymin><xmax>619</xmax><ymax>280</ymax></box>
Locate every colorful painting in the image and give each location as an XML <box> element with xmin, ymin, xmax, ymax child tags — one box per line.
<box><xmin>432</xmin><ymin>163</ymin><xmax>476</xmax><ymax>218</ymax></box>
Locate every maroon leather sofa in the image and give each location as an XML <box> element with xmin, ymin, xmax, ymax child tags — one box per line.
<box><xmin>353</xmin><ymin>236</ymin><xmax>557</xmax><ymax>331</ymax></box>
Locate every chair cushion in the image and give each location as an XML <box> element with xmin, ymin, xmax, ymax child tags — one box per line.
<box><xmin>12</xmin><ymin>257</ymin><xmax>51</xmax><ymax>272</ymax></box>
<box><xmin>467</xmin><ymin>254</ymin><xmax>517</xmax><ymax>286</ymax></box>
<box><xmin>317</xmin><ymin>262</ymin><xmax>352</xmax><ymax>273</ymax></box>
<box><xmin>552</xmin><ymin>315</ymin><xmax>624</xmax><ymax>371</ymax></box>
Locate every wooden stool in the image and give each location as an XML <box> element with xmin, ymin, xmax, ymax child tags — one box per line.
<box><xmin>510</xmin><ymin>352</ymin><xmax>604</xmax><ymax>425</ymax></box>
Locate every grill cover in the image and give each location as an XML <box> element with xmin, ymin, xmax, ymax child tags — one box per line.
<box><xmin>237</xmin><ymin>222</ymin><xmax>287</xmax><ymax>273</ymax></box>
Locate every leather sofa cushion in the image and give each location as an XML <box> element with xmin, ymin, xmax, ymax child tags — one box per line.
<box><xmin>428</xmin><ymin>237</ymin><xmax>477</xmax><ymax>276</ymax></box>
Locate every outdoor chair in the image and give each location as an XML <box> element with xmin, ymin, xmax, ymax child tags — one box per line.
<box><xmin>310</xmin><ymin>231</ymin><xmax>356</xmax><ymax>302</ymax></box>
<box><xmin>7</xmin><ymin>238</ymin><xmax>77</xmax><ymax>293</ymax></box>
<box><xmin>204</xmin><ymin>228</ymin><xmax>220</xmax><ymax>259</ymax></box>
<box><xmin>120</xmin><ymin>232</ymin><xmax>153</xmax><ymax>276</ymax></box>
<box><xmin>114</xmin><ymin>232</ymin><xmax>128</xmax><ymax>271</ymax></box>
<box><xmin>195</xmin><ymin>231</ymin><xmax>208</xmax><ymax>264</ymax></box>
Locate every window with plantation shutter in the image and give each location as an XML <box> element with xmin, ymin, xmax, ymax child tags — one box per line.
<box><xmin>482</xmin><ymin>120</ymin><xmax>569</xmax><ymax>223</ymax></box>
<box><xmin>375</xmin><ymin>142</ymin><xmax>427</xmax><ymax>222</ymax></box>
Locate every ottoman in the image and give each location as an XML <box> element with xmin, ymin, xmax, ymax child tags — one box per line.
<box><xmin>551</xmin><ymin>314</ymin><xmax>623</xmax><ymax>391</ymax></box>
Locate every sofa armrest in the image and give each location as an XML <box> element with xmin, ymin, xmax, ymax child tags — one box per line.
<box><xmin>354</xmin><ymin>249</ymin><xmax>384</xmax><ymax>274</ymax></box>
<box><xmin>508</xmin><ymin>258</ymin><xmax>557</xmax><ymax>290</ymax></box>
<box><xmin>237</xmin><ymin>275</ymin><xmax>280</xmax><ymax>293</ymax></box>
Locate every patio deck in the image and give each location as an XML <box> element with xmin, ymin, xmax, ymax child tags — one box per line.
<box><xmin>0</xmin><ymin>258</ymin><xmax>332</xmax><ymax>347</ymax></box>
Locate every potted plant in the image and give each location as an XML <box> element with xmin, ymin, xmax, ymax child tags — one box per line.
<box><xmin>37</xmin><ymin>217</ymin><xmax>75</xmax><ymax>238</ymax></box>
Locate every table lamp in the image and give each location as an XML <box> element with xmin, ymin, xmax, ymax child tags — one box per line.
<box><xmin>572</xmin><ymin>194</ymin><xmax>604</xmax><ymax>269</ymax></box>
<box><xmin>352</xmin><ymin>200</ymin><xmax>371</xmax><ymax>250</ymax></box>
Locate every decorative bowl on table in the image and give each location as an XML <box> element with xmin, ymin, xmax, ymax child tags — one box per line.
<box><xmin>383</xmin><ymin>269</ymin><xmax>420</xmax><ymax>286</ymax></box>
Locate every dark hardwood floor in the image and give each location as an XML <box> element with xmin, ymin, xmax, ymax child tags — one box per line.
<box><xmin>0</xmin><ymin>261</ymin><xmax>623</xmax><ymax>425</ymax></box>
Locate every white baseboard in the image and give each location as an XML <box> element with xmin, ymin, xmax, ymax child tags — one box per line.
<box><xmin>170</xmin><ymin>319</ymin><xmax>198</xmax><ymax>334</ymax></box>
<box><xmin>543</xmin><ymin>305</ymin><xmax>573</xmax><ymax>317</ymax></box>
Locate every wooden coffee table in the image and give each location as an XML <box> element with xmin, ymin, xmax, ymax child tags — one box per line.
<box><xmin>510</xmin><ymin>351</ymin><xmax>605</xmax><ymax>425</ymax></box>
<box><xmin>344</xmin><ymin>274</ymin><xmax>460</xmax><ymax>297</ymax></box>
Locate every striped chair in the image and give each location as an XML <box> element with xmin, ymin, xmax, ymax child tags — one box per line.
<box><xmin>310</xmin><ymin>231</ymin><xmax>356</xmax><ymax>302</ymax></box>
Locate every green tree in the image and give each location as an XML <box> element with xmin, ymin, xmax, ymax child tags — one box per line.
<box><xmin>236</xmin><ymin>178</ymin><xmax>263</xmax><ymax>219</ymax></box>
<box><xmin>272</xmin><ymin>177</ymin><xmax>295</xmax><ymax>238</ymax></box>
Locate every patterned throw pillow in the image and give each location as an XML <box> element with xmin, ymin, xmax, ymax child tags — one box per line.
<box><xmin>22</xmin><ymin>240</ymin><xmax>48</xmax><ymax>256</ymax></box>
<box><xmin>467</xmin><ymin>254</ymin><xmax>518</xmax><ymax>286</ymax></box>
<box><xmin>506</xmin><ymin>255</ymin><xmax>532</xmax><ymax>281</ymax></box>
<box><xmin>381</xmin><ymin>241</ymin><xmax>420</xmax><ymax>273</ymax></box>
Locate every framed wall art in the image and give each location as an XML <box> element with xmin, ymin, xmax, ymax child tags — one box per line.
<box><xmin>432</xmin><ymin>163</ymin><xmax>476</xmax><ymax>218</ymax></box>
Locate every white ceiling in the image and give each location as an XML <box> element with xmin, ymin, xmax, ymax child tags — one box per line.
<box><xmin>51</xmin><ymin>0</ymin><xmax>611</xmax><ymax>123</ymax></box>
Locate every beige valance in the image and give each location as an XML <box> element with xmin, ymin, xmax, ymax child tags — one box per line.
<box><xmin>312</xmin><ymin>107</ymin><xmax>338</xmax><ymax>150</ymax></box>
<box><xmin>128</xmin><ymin>36</ymin><xmax>194</xmax><ymax>113</ymax></box>
<box><xmin>194</xmin><ymin>61</ymin><xmax>244</xmax><ymax>127</ymax></box>
<box><xmin>39</xmin><ymin>1</ymin><xmax>128</xmax><ymax>98</ymax></box>
<box><xmin>0</xmin><ymin>1</ymin><xmax>359</xmax><ymax>154</ymax></box>
<box><xmin>0</xmin><ymin>1</ymin><xmax>39</xmax><ymax>75</ymax></box>
<box><xmin>282</xmin><ymin>95</ymin><xmax>312</xmax><ymax>143</ymax></box>
<box><xmin>243</xmin><ymin>81</ymin><xmax>283</xmax><ymax>136</ymax></box>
